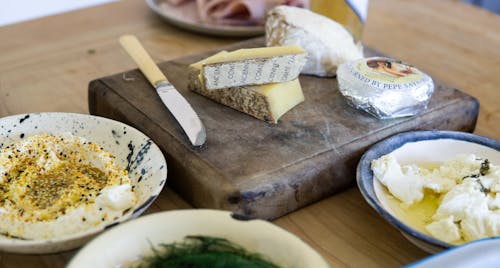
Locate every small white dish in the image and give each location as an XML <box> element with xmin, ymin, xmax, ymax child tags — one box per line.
<box><xmin>406</xmin><ymin>237</ymin><xmax>500</xmax><ymax>268</ymax></box>
<box><xmin>0</xmin><ymin>113</ymin><xmax>167</xmax><ymax>254</ymax></box>
<box><xmin>357</xmin><ymin>130</ymin><xmax>500</xmax><ymax>253</ymax></box>
<box><xmin>68</xmin><ymin>209</ymin><xmax>331</xmax><ymax>268</ymax></box>
<box><xmin>145</xmin><ymin>0</ymin><xmax>264</xmax><ymax>37</ymax></box>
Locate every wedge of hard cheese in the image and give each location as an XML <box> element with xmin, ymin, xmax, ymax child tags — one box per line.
<box><xmin>188</xmin><ymin>52</ymin><xmax>305</xmax><ymax>123</ymax></box>
<box><xmin>191</xmin><ymin>46</ymin><xmax>308</xmax><ymax>90</ymax></box>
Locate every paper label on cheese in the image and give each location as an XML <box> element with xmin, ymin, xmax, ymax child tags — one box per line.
<box><xmin>343</xmin><ymin>57</ymin><xmax>431</xmax><ymax>90</ymax></box>
<box><xmin>202</xmin><ymin>53</ymin><xmax>307</xmax><ymax>90</ymax></box>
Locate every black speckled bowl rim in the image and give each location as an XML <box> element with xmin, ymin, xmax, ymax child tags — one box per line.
<box><xmin>356</xmin><ymin>130</ymin><xmax>500</xmax><ymax>250</ymax></box>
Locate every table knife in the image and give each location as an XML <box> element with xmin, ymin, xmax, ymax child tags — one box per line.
<box><xmin>119</xmin><ymin>35</ymin><xmax>206</xmax><ymax>146</ymax></box>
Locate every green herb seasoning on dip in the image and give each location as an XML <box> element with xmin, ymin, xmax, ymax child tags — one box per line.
<box><xmin>134</xmin><ymin>236</ymin><xmax>281</xmax><ymax>268</ymax></box>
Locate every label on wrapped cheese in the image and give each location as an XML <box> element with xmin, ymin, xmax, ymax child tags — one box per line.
<box><xmin>346</xmin><ymin>57</ymin><xmax>430</xmax><ymax>90</ymax></box>
<box><xmin>203</xmin><ymin>54</ymin><xmax>307</xmax><ymax>90</ymax></box>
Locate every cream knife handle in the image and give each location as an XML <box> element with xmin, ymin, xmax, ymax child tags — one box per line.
<box><xmin>119</xmin><ymin>34</ymin><xmax>167</xmax><ymax>86</ymax></box>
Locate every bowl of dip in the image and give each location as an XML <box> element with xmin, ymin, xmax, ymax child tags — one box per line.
<box><xmin>0</xmin><ymin>113</ymin><xmax>167</xmax><ymax>254</ymax></box>
<box><xmin>68</xmin><ymin>209</ymin><xmax>330</xmax><ymax>268</ymax></box>
<box><xmin>357</xmin><ymin>130</ymin><xmax>500</xmax><ymax>253</ymax></box>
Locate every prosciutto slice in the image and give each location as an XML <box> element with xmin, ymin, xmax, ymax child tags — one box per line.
<box><xmin>196</xmin><ymin>0</ymin><xmax>309</xmax><ymax>25</ymax></box>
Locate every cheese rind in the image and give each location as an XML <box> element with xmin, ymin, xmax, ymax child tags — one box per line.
<box><xmin>188</xmin><ymin>68</ymin><xmax>304</xmax><ymax>124</ymax></box>
<box><xmin>190</xmin><ymin>46</ymin><xmax>307</xmax><ymax>90</ymax></box>
<box><xmin>190</xmin><ymin>50</ymin><xmax>229</xmax><ymax>70</ymax></box>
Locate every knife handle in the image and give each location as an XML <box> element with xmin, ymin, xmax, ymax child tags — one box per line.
<box><xmin>119</xmin><ymin>35</ymin><xmax>167</xmax><ymax>86</ymax></box>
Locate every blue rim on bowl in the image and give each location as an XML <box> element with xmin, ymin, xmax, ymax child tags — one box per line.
<box><xmin>405</xmin><ymin>237</ymin><xmax>500</xmax><ymax>267</ymax></box>
<box><xmin>356</xmin><ymin>130</ymin><xmax>500</xmax><ymax>251</ymax></box>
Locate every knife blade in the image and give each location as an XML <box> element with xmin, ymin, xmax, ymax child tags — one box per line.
<box><xmin>119</xmin><ymin>35</ymin><xmax>206</xmax><ymax>146</ymax></box>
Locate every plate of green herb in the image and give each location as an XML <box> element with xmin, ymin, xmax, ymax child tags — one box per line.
<box><xmin>68</xmin><ymin>209</ymin><xmax>330</xmax><ymax>268</ymax></box>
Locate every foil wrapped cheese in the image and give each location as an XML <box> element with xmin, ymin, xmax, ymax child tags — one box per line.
<box><xmin>266</xmin><ymin>5</ymin><xmax>363</xmax><ymax>77</ymax></box>
<box><xmin>337</xmin><ymin>57</ymin><xmax>434</xmax><ymax>119</ymax></box>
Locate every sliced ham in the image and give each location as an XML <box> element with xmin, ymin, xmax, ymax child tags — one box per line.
<box><xmin>196</xmin><ymin>0</ymin><xmax>309</xmax><ymax>25</ymax></box>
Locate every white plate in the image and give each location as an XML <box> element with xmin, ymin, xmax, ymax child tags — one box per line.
<box><xmin>146</xmin><ymin>0</ymin><xmax>264</xmax><ymax>37</ymax></box>
<box><xmin>68</xmin><ymin>209</ymin><xmax>331</xmax><ymax>268</ymax></box>
<box><xmin>0</xmin><ymin>113</ymin><xmax>167</xmax><ymax>254</ymax></box>
<box><xmin>407</xmin><ymin>238</ymin><xmax>500</xmax><ymax>268</ymax></box>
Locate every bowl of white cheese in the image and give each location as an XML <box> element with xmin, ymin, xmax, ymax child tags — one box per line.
<box><xmin>0</xmin><ymin>113</ymin><xmax>167</xmax><ymax>254</ymax></box>
<box><xmin>357</xmin><ymin>130</ymin><xmax>500</xmax><ymax>253</ymax></box>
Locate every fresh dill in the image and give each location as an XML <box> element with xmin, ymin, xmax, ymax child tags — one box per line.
<box><xmin>480</xmin><ymin>159</ymin><xmax>490</xmax><ymax>176</ymax></box>
<box><xmin>462</xmin><ymin>159</ymin><xmax>491</xmax><ymax>196</ymax></box>
<box><xmin>462</xmin><ymin>159</ymin><xmax>490</xmax><ymax>180</ymax></box>
<box><xmin>476</xmin><ymin>179</ymin><xmax>490</xmax><ymax>195</ymax></box>
<box><xmin>134</xmin><ymin>235</ymin><xmax>281</xmax><ymax>268</ymax></box>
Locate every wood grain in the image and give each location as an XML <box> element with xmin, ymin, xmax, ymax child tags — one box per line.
<box><xmin>0</xmin><ymin>0</ymin><xmax>499</xmax><ymax>267</ymax></box>
<box><xmin>363</xmin><ymin>0</ymin><xmax>500</xmax><ymax>141</ymax></box>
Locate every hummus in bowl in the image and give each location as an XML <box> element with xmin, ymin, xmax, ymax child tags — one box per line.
<box><xmin>0</xmin><ymin>113</ymin><xmax>167</xmax><ymax>254</ymax></box>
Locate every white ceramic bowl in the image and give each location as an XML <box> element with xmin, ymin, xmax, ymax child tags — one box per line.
<box><xmin>407</xmin><ymin>237</ymin><xmax>500</xmax><ymax>268</ymax></box>
<box><xmin>68</xmin><ymin>209</ymin><xmax>331</xmax><ymax>268</ymax></box>
<box><xmin>0</xmin><ymin>113</ymin><xmax>167</xmax><ymax>254</ymax></box>
<box><xmin>357</xmin><ymin>130</ymin><xmax>500</xmax><ymax>253</ymax></box>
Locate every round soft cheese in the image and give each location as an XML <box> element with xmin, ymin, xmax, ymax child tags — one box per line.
<box><xmin>266</xmin><ymin>6</ymin><xmax>363</xmax><ymax>77</ymax></box>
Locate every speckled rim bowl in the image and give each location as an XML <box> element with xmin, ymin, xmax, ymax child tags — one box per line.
<box><xmin>68</xmin><ymin>209</ymin><xmax>331</xmax><ymax>268</ymax></box>
<box><xmin>0</xmin><ymin>113</ymin><xmax>167</xmax><ymax>254</ymax></box>
<box><xmin>356</xmin><ymin>130</ymin><xmax>500</xmax><ymax>253</ymax></box>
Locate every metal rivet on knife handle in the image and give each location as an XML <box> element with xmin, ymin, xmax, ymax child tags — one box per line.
<box><xmin>119</xmin><ymin>34</ymin><xmax>207</xmax><ymax>146</ymax></box>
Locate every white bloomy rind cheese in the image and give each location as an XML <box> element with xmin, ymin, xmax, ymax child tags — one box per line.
<box><xmin>266</xmin><ymin>6</ymin><xmax>363</xmax><ymax>77</ymax></box>
<box><xmin>372</xmin><ymin>153</ymin><xmax>500</xmax><ymax>244</ymax></box>
<box><xmin>197</xmin><ymin>46</ymin><xmax>307</xmax><ymax>90</ymax></box>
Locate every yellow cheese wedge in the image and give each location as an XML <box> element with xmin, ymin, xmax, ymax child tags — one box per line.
<box><xmin>190</xmin><ymin>46</ymin><xmax>306</xmax><ymax>66</ymax></box>
<box><xmin>190</xmin><ymin>46</ymin><xmax>307</xmax><ymax>90</ymax></box>
<box><xmin>190</xmin><ymin>50</ymin><xmax>229</xmax><ymax>70</ymax></box>
<box><xmin>188</xmin><ymin>57</ymin><xmax>305</xmax><ymax>123</ymax></box>
<box><xmin>254</xmin><ymin>79</ymin><xmax>305</xmax><ymax>122</ymax></box>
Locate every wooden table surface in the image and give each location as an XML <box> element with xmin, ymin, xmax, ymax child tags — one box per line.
<box><xmin>0</xmin><ymin>0</ymin><xmax>498</xmax><ymax>267</ymax></box>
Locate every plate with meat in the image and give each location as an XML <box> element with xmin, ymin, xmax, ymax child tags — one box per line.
<box><xmin>146</xmin><ymin>0</ymin><xmax>309</xmax><ymax>37</ymax></box>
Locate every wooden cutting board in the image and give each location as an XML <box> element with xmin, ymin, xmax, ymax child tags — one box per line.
<box><xmin>89</xmin><ymin>37</ymin><xmax>479</xmax><ymax>219</ymax></box>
